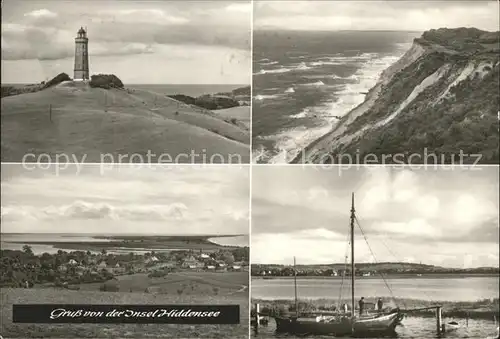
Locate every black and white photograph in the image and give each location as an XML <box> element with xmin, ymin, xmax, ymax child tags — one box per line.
<box><xmin>252</xmin><ymin>1</ymin><xmax>499</xmax><ymax>164</ymax></box>
<box><xmin>0</xmin><ymin>164</ymin><xmax>250</xmax><ymax>338</ymax></box>
<box><xmin>250</xmin><ymin>166</ymin><xmax>499</xmax><ymax>338</ymax></box>
<box><xmin>1</xmin><ymin>0</ymin><xmax>251</xmax><ymax>164</ymax></box>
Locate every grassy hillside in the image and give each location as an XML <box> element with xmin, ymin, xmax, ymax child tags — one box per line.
<box><xmin>213</xmin><ymin>106</ymin><xmax>251</xmax><ymax>130</ymax></box>
<box><xmin>1</xmin><ymin>81</ymin><xmax>250</xmax><ymax>163</ymax></box>
<box><xmin>1</xmin><ymin>285</ymin><xmax>248</xmax><ymax>338</ymax></box>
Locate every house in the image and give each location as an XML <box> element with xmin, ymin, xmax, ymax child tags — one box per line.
<box><xmin>231</xmin><ymin>265</ymin><xmax>242</xmax><ymax>271</ymax></box>
<box><xmin>182</xmin><ymin>259</ymin><xmax>199</xmax><ymax>269</ymax></box>
<box><xmin>205</xmin><ymin>265</ymin><xmax>216</xmax><ymax>270</ymax></box>
<box><xmin>58</xmin><ymin>264</ymin><xmax>68</xmax><ymax>272</ymax></box>
<box><xmin>68</xmin><ymin>259</ymin><xmax>78</xmax><ymax>265</ymax></box>
<box><xmin>145</xmin><ymin>256</ymin><xmax>159</xmax><ymax>264</ymax></box>
<box><xmin>97</xmin><ymin>261</ymin><xmax>107</xmax><ymax>269</ymax></box>
<box><xmin>200</xmin><ymin>253</ymin><xmax>210</xmax><ymax>259</ymax></box>
<box><xmin>362</xmin><ymin>272</ymin><xmax>371</xmax><ymax>277</ymax></box>
<box><xmin>216</xmin><ymin>261</ymin><xmax>227</xmax><ymax>268</ymax></box>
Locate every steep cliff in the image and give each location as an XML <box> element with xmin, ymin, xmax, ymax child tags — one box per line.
<box><xmin>295</xmin><ymin>28</ymin><xmax>499</xmax><ymax>164</ymax></box>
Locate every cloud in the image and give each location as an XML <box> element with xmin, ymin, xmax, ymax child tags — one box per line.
<box><xmin>225</xmin><ymin>3</ymin><xmax>251</xmax><ymax>13</ymax></box>
<box><xmin>1</xmin><ymin>201</ymin><xmax>189</xmax><ymax>221</ymax></box>
<box><xmin>1</xmin><ymin>164</ymin><xmax>249</xmax><ymax>235</ymax></box>
<box><xmin>254</xmin><ymin>0</ymin><xmax>499</xmax><ymax>32</ymax></box>
<box><xmin>1</xmin><ymin>1</ymin><xmax>250</xmax><ymax>62</ymax></box>
<box><xmin>252</xmin><ymin>166</ymin><xmax>499</xmax><ymax>266</ymax></box>
<box><xmin>24</xmin><ymin>9</ymin><xmax>57</xmax><ymax>18</ymax></box>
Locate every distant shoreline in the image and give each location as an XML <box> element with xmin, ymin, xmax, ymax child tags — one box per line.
<box><xmin>2</xmin><ymin>234</ymin><xmax>249</xmax><ymax>252</ymax></box>
<box><xmin>252</xmin><ymin>273</ymin><xmax>499</xmax><ymax>279</ymax></box>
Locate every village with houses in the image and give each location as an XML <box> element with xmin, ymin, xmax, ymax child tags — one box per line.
<box><xmin>1</xmin><ymin>245</ymin><xmax>249</xmax><ymax>292</ymax></box>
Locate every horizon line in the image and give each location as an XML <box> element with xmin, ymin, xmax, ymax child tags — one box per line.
<box><xmin>1</xmin><ymin>82</ymin><xmax>249</xmax><ymax>86</ymax></box>
<box><xmin>254</xmin><ymin>28</ymin><xmax>423</xmax><ymax>33</ymax></box>
<box><xmin>1</xmin><ymin>232</ymin><xmax>248</xmax><ymax>237</ymax></box>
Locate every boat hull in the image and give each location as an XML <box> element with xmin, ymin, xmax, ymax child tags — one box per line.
<box><xmin>353</xmin><ymin>312</ymin><xmax>404</xmax><ymax>336</ymax></box>
<box><xmin>273</xmin><ymin>311</ymin><xmax>403</xmax><ymax>337</ymax></box>
<box><xmin>274</xmin><ymin>316</ymin><xmax>352</xmax><ymax>336</ymax></box>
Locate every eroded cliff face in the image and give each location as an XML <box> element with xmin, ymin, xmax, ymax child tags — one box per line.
<box><xmin>298</xmin><ymin>28</ymin><xmax>499</xmax><ymax>164</ymax></box>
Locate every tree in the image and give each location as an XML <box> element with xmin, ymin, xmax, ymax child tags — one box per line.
<box><xmin>222</xmin><ymin>252</ymin><xmax>235</xmax><ymax>265</ymax></box>
<box><xmin>22</xmin><ymin>245</ymin><xmax>34</xmax><ymax>256</ymax></box>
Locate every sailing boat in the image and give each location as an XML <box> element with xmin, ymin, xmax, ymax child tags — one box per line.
<box><xmin>272</xmin><ymin>193</ymin><xmax>404</xmax><ymax>336</ymax></box>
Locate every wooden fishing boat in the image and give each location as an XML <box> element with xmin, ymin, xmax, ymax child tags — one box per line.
<box><xmin>271</xmin><ymin>193</ymin><xmax>404</xmax><ymax>337</ymax></box>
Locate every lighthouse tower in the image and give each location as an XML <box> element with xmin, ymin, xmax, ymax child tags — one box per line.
<box><xmin>74</xmin><ymin>27</ymin><xmax>89</xmax><ymax>81</ymax></box>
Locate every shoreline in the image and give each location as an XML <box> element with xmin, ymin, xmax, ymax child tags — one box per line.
<box><xmin>2</xmin><ymin>234</ymin><xmax>249</xmax><ymax>252</ymax></box>
<box><xmin>289</xmin><ymin>72</ymin><xmax>384</xmax><ymax>164</ymax></box>
<box><xmin>289</xmin><ymin>39</ymin><xmax>425</xmax><ymax>164</ymax></box>
<box><xmin>3</xmin><ymin>240</ymin><xmax>245</xmax><ymax>252</ymax></box>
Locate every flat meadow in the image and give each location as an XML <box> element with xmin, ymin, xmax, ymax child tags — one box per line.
<box><xmin>1</xmin><ymin>271</ymin><xmax>249</xmax><ymax>338</ymax></box>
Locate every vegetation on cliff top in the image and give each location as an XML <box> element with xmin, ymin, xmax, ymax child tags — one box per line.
<box><xmin>419</xmin><ymin>27</ymin><xmax>499</xmax><ymax>53</ymax></box>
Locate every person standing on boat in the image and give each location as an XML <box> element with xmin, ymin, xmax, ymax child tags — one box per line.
<box><xmin>377</xmin><ymin>298</ymin><xmax>383</xmax><ymax>313</ymax></box>
<box><xmin>358</xmin><ymin>297</ymin><xmax>365</xmax><ymax>315</ymax></box>
<box><xmin>342</xmin><ymin>303</ymin><xmax>348</xmax><ymax>314</ymax></box>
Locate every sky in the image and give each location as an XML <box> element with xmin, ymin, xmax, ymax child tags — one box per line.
<box><xmin>252</xmin><ymin>166</ymin><xmax>499</xmax><ymax>268</ymax></box>
<box><xmin>254</xmin><ymin>1</ymin><xmax>499</xmax><ymax>32</ymax></box>
<box><xmin>1</xmin><ymin>164</ymin><xmax>249</xmax><ymax>236</ymax></box>
<box><xmin>1</xmin><ymin>0</ymin><xmax>251</xmax><ymax>84</ymax></box>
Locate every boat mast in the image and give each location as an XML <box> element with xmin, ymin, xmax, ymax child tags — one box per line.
<box><xmin>294</xmin><ymin>256</ymin><xmax>298</xmax><ymax>317</ymax></box>
<box><xmin>350</xmin><ymin>192</ymin><xmax>355</xmax><ymax>317</ymax></box>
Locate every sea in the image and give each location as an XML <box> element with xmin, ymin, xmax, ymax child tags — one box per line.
<box><xmin>253</xmin><ymin>316</ymin><xmax>498</xmax><ymax>339</ymax></box>
<box><xmin>252</xmin><ymin>277</ymin><xmax>500</xmax><ymax>338</ymax></box>
<box><xmin>252</xmin><ymin>30</ymin><xmax>422</xmax><ymax>164</ymax></box>
<box><xmin>2</xmin><ymin>83</ymin><xmax>246</xmax><ymax>98</ymax></box>
<box><xmin>126</xmin><ymin>84</ymin><xmax>246</xmax><ymax>97</ymax></box>
<box><xmin>0</xmin><ymin>233</ymin><xmax>249</xmax><ymax>254</ymax></box>
<box><xmin>252</xmin><ymin>277</ymin><xmax>500</xmax><ymax>302</ymax></box>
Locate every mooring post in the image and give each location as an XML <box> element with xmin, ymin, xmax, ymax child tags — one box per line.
<box><xmin>104</xmin><ymin>92</ymin><xmax>108</xmax><ymax>112</ymax></box>
<box><xmin>254</xmin><ymin>303</ymin><xmax>260</xmax><ymax>334</ymax></box>
<box><xmin>436</xmin><ymin>306</ymin><xmax>443</xmax><ymax>335</ymax></box>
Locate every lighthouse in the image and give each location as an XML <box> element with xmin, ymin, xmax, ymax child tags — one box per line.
<box><xmin>74</xmin><ymin>27</ymin><xmax>89</xmax><ymax>81</ymax></box>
